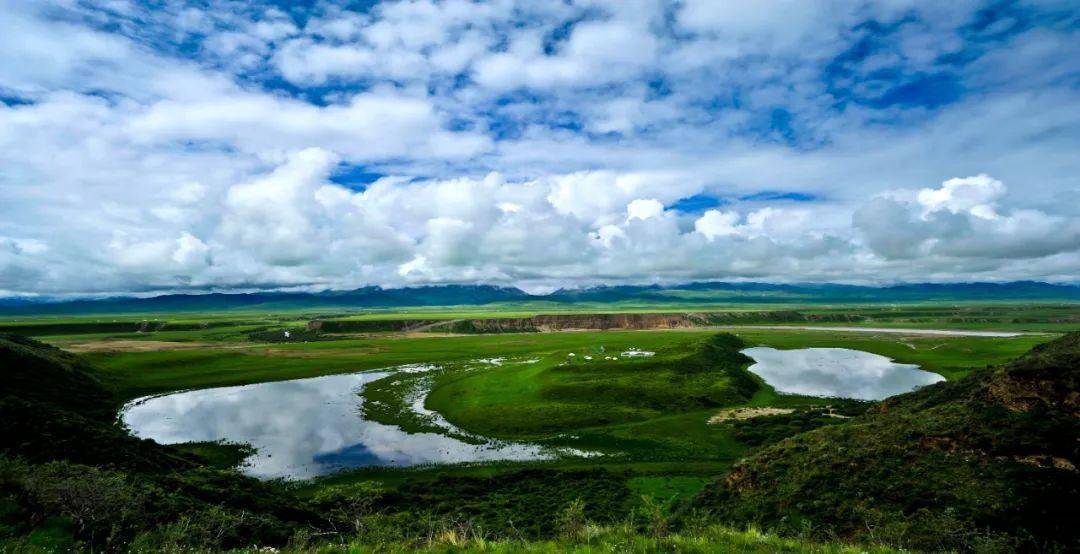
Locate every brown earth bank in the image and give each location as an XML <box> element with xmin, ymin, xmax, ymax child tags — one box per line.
<box><xmin>308</xmin><ymin>310</ymin><xmax>871</xmax><ymax>334</ymax></box>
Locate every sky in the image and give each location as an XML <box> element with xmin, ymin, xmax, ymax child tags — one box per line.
<box><xmin>0</xmin><ymin>0</ymin><xmax>1078</xmax><ymax>296</ymax></box>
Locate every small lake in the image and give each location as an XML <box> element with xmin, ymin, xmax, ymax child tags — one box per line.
<box><xmin>121</xmin><ymin>370</ymin><xmax>552</xmax><ymax>480</ymax></box>
<box><xmin>741</xmin><ymin>347</ymin><xmax>945</xmax><ymax>400</ymax></box>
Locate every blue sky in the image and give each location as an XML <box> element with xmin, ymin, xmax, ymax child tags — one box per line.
<box><xmin>0</xmin><ymin>0</ymin><xmax>1078</xmax><ymax>295</ymax></box>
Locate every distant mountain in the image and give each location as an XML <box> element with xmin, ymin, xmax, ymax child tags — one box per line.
<box><xmin>0</xmin><ymin>281</ymin><xmax>1077</xmax><ymax>315</ymax></box>
<box><xmin>0</xmin><ymin>285</ymin><xmax>530</xmax><ymax>315</ymax></box>
<box><xmin>543</xmin><ymin>280</ymin><xmax>1080</xmax><ymax>304</ymax></box>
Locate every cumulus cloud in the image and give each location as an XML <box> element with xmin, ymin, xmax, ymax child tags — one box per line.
<box><xmin>473</xmin><ymin>17</ymin><xmax>659</xmax><ymax>91</ymax></box>
<box><xmin>854</xmin><ymin>176</ymin><xmax>1080</xmax><ymax>262</ymax></box>
<box><xmin>916</xmin><ymin>174</ymin><xmax>1005</xmax><ymax>218</ymax></box>
<box><xmin>695</xmin><ymin>210</ymin><xmax>740</xmax><ymax>241</ymax></box>
<box><xmin>0</xmin><ymin>0</ymin><xmax>1077</xmax><ymax>294</ymax></box>
<box><xmin>626</xmin><ymin>199</ymin><xmax>665</xmax><ymax>221</ymax></box>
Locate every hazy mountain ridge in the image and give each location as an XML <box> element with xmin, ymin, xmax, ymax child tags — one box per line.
<box><xmin>1</xmin><ymin>281</ymin><xmax>1078</xmax><ymax>315</ymax></box>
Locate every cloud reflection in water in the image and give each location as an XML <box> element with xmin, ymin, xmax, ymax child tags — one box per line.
<box><xmin>121</xmin><ymin>371</ymin><xmax>550</xmax><ymax>479</ymax></box>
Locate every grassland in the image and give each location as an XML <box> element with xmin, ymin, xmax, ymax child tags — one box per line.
<box><xmin>1</xmin><ymin>303</ymin><xmax>1074</xmax><ymax>552</ymax></box>
<box><xmin>2</xmin><ymin>301</ymin><xmax>1077</xmax><ymax>336</ymax></box>
<box><xmin>3</xmin><ymin>308</ymin><xmax>1054</xmax><ymax>454</ymax></box>
<box><xmin>7</xmin><ymin>309</ymin><xmax>1053</xmax><ymax>492</ymax></box>
<box><xmin>48</xmin><ymin>323</ymin><xmax>1047</xmax><ymax>402</ymax></box>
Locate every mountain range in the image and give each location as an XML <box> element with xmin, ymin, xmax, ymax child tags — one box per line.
<box><xmin>1</xmin><ymin>281</ymin><xmax>1077</xmax><ymax>315</ymax></box>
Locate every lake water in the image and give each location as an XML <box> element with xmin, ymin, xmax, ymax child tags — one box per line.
<box><xmin>120</xmin><ymin>370</ymin><xmax>552</xmax><ymax>480</ymax></box>
<box><xmin>741</xmin><ymin>347</ymin><xmax>945</xmax><ymax>400</ymax></box>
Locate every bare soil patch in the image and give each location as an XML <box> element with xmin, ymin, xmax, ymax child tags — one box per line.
<box><xmin>708</xmin><ymin>407</ymin><xmax>795</xmax><ymax>424</ymax></box>
<box><xmin>65</xmin><ymin>340</ymin><xmax>214</xmax><ymax>353</ymax></box>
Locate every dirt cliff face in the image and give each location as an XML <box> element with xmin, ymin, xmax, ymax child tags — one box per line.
<box><xmin>531</xmin><ymin>313</ymin><xmax>700</xmax><ymax>330</ymax></box>
<box><xmin>433</xmin><ymin>313</ymin><xmax>705</xmax><ymax>333</ymax></box>
<box><xmin>308</xmin><ymin>309</ymin><xmax>874</xmax><ymax>334</ymax></box>
<box><xmin>433</xmin><ymin>311</ymin><xmax>865</xmax><ymax>332</ymax></box>
<box><xmin>308</xmin><ymin>319</ymin><xmax>443</xmax><ymax>333</ymax></box>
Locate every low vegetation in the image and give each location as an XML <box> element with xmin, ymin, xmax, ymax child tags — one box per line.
<box><xmin>1</xmin><ymin>304</ymin><xmax>1076</xmax><ymax>552</ymax></box>
<box><xmin>425</xmin><ymin>333</ymin><xmax>757</xmax><ymax>439</ymax></box>
<box><xmin>693</xmin><ymin>332</ymin><xmax>1080</xmax><ymax>552</ymax></box>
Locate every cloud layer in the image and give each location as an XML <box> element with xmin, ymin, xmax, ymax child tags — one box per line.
<box><xmin>0</xmin><ymin>0</ymin><xmax>1078</xmax><ymax>295</ymax></box>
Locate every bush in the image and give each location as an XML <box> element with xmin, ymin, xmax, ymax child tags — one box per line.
<box><xmin>19</xmin><ymin>461</ymin><xmax>148</xmax><ymax>547</ymax></box>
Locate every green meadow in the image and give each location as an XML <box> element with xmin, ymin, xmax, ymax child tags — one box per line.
<box><xmin>2</xmin><ymin>308</ymin><xmax>1054</xmax><ymax>489</ymax></box>
<box><xmin>1</xmin><ymin>303</ymin><xmax>1074</xmax><ymax>552</ymax></box>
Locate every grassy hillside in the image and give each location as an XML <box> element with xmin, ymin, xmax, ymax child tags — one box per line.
<box><xmin>692</xmin><ymin>332</ymin><xmax>1080</xmax><ymax>552</ymax></box>
<box><xmin>0</xmin><ymin>334</ymin><xmax>117</xmax><ymax>419</ymax></box>
<box><xmin>0</xmin><ymin>334</ymin><xmax>327</xmax><ymax>551</ymax></box>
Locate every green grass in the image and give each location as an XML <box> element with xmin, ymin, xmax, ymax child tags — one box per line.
<box><xmin>72</xmin><ymin>323</ymin><xmax>1058</xmax><ymax>475</ymax></box>
<box><xmin>626</xmin><ymin>475</ymin><xmax>711</xmax><ymax>509</ymax></box>
<box><xmin>693</xmin><ymin>332</ymin><xmax>1080</xmax><ymax>552</ymax></box>
<box><xmin>225</xmin><ymin>523</ymin><xmax>907</xmax><ymax>553</ymax></box>
<box><xmin>423</xmin><ymin>333</ymin><xmax>755</xmax><ymax>439</ymax></box>
<box><xmin>20</xmin><ymin>312</ymin><xmax>1064</xmax><ymax>498</ymax></box>
<box><xmin>6</xmin><ymin>301</ymin><xmax>1077</xmax><ymax>333</ymax></box>
<box><xmin>5</xmin><ymin>315</ymin><xmax>1072</xmax><ymax>552</ymax></box>
<box><xmin>86</xmin><ymin>330</ymin><xmax>731</xmax><ymax>401</ymax></box>
<box><xmin>170</xmin><ymin>441</ymin><xmax>257</xmax><ymax>470</ymax></box>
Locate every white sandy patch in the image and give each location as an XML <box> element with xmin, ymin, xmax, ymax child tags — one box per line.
<box><xmin>708</xmin><ymin>407</ymin><xmax>796</xmax><ymax>424</ymax></box>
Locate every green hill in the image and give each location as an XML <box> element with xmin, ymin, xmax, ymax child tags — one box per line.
<box><xmin>2</xmin><ymin>332</ymin><xmax>1076</xmax><ymax>552</ymax></box>
<box><xmin>692</xmin><ymin>332</ymin><xmax>1080</xmax><ymax>551</ymax></box>
<box><xmin>0</xmin><ymin>333</ymin><xmax>116</xmax><ymax>420</ymax></box>
<box><xmin>0</xmin><ymin>334</ymin><xmax>321</xmax><ymax>551</ymax></box>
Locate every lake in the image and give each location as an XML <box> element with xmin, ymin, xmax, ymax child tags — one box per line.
<box><xmin>741</xmin><ymin>347</ymin><xmax>945</xmax><ymax>400</ymax></box>
<box><xmin>120</xmin><ymin>370</ymin><xmax>553</xmax><ymax>479</ymax></box>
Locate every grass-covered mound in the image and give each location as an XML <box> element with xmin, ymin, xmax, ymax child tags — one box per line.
<box><xmin>692</xmin><ymin>332</ymin><xmax>1080</xmax><ymax>551</ymax></box>
<box><xmin>1</xmin><ymin>333</ymin><xmax>117</xmax><ymax>419</ymax></box>
<box><xmin>427</xmin><ymin>333</ymin><xmax>757</xmax><ymax>437</ymax></box>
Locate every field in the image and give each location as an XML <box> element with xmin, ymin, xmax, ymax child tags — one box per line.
<box><xmin>2</xmin><ymin>301</ymin><xmax>1076</xmax><ymax>551</ymax></box>
<box><xmin>1</xmin><ymin>304</ymin><xmax>1063</xmax><ymax>509</ymax></box>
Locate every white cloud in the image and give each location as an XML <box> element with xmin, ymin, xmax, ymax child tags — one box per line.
<box><xmin>0</xmin><ymin>0</ymin><xmax>1077</xmax><ymax>294</ymax></box>
<box><xmin>626</xmin><ymin>199</ymin><xmax>664</xmax><ymax>221</ymax></box>
<box><xmin>126</xmin><ymin>89</ymin><xmax>492</xmax><ymax>161</ymax></box>
<box><xmin>855</xmin><ymin>176</ymin><xmax>1080</xmax><ymax>262</ymax></box>
<box><xmin>916</xmin><ymin>174</ymin><xmax>1005</xmax><ymax>217</ymax></box>
<box><xmin>274</xmin><ymin>40</ymin><xmax>377</xmax><ymax>84</ymax></box>
<box><xmin>172</xmin><ymin>233</ymin><xmax>210</xmax><ymax>268</ymax></box>
<box><xmin>695</xmin><ymin>210</ymin><xmax>740</xmax><ymax>240</ymax></box>
<box><xmin>218</xmin><ymin>147</ymin><xmax>338</xmax><ymax>266</ymax></box>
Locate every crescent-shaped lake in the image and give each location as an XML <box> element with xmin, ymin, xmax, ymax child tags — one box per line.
<box><xmin>741</xmin><ymin>347</ymin><xmax>945</xmax><ymax>400</ymax></box>
<box><xmin>121</xmin><ymin>370</ymin><xmax>553</xmax><ymax>479</ymax></box>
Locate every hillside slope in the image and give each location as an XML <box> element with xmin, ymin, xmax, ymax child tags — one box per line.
<box><xmin>692</xmin><ymin>332</ymin><xmax>1080</xmax><ymax>551</ymax></box>
<box><xmin>0</xmin><ymin>334</ymin><xmax>890</xmax><ymax>553</ymax></box>
<box><xmin>0</xmin><ymin>334</ymin><xmax>323</xmax><ymax>551</ymax></box>
<box><xmin>0</xmin><ymin>333</ymin><xmax>116</xmax><ymax>419</ymax></box>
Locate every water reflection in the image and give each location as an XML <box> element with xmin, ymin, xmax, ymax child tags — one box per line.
<box><xmin>121</xmin><ymin>371</ymin><xmax>550</xmax><ymax>479</ymax></box>
<box><xmin>741</xmin><ymin>347</ymin><xmax>945</xmax><ymax>400</ymax></box>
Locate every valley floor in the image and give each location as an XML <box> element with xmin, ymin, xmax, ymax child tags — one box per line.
<box><xmin>1</xmin><ymin>302</ymin><xmax>1075</xmax><ymax>552</ymax></box>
